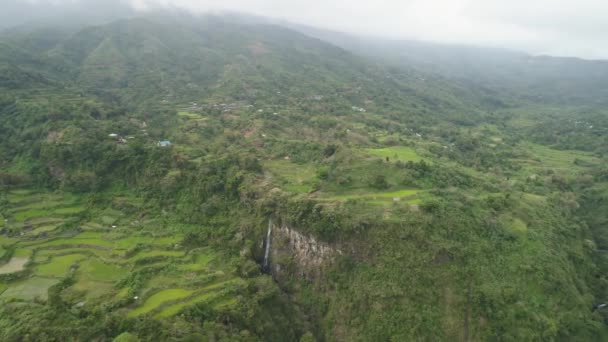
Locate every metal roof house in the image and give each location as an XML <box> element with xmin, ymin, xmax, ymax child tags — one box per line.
<box><xmin>157</xmin><ymin>140</ymin><xmax>172</xmax><ymax>147</ymax></box>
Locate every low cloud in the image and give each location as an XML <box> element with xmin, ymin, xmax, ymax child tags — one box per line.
<box><xmin>8</xmin><ymin>0</ymin><xmax>608</xmax><ymax>59</ymax></box>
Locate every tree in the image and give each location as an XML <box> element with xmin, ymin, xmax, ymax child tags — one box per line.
<box><xmin>370</xmin><ymin>174</ymin><xmax>389</xmax><ymax>189</ymax></box>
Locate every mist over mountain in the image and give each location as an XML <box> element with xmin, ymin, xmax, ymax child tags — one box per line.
<box><xmin>0</xmin><ymin>0</ymin><xmax>134</xmax><ymax>30</ymax></box>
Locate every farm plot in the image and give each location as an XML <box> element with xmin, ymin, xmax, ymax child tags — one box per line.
<box><xmin>0</xmin><ymin>257</ymin><xmax>29</xmax><ymax>275</ymax></box>
<box><xmin>132</xmin><ymin>278</ymin><xmax>245</xmax><ymax>318</ymax></box>
<box><xmin>365</xmin><ymin>146</ymin><xmax>422</xmax><ymax>162</ymax></box>
<box><xmin>0</xmin><ymin>277</ymin><xmax>60</xmax><ymax>301</ymax></box>
<box><xmin>263</xmin><ymin>160</ymin><xmax>318</xmax><ymax>193</ymax></box>
<box><xmin>0</xmin><ymin>189</ymin><xmax>242</xmax><ymax>318</ymax></box>
<box><xmin>36</xmin><ymin>254</ymin><xmax>88</xmax><ymax>277</ymax></box>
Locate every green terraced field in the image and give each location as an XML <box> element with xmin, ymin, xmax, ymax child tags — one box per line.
<box><xmin>128</xmin><ymin>288</ymin><xmax>195</xmax><ymax>317</ymax></box>
<box><xmin>154</xmin><ymin>279</ymin><xmax>243</xmax><ymax>318</ymax></box>
<box><xmin>0</xmin><ymin>257</ymin><xmax>29</xmax><ymax>275</ymax></box>
<box><xmin>13</xmin><ymin>209</ymin><xmax>54</xmax><ymax>222</ymax></box>
<box><xmin>365</xmin><ymin>146</ymin><xmax>422</xmax><ymax>162</ymax></box>
<box><xmin>0</xmin><ymin>277</ymin><xmax>60</xmax><ymax>301</ymax></box>
<box><xmin>264</xmin><ymin>159</ymin><xmax>317</xmax><ymax>193</ymax></box>
<box><xmin>518</xmin><ymin>142</ymin><xmax>600</xmax><ymax>171</ymax></box>
<box><xmin>71</xmin><ymin>278</ymin><xmax>115</xmax><ymax>299</ymax></box>
<box><xmin>36</xmin><ymin>254</ymin><xmax>88</xmax><ymax>277</ymax></box>
<box><xmin>130</xmin><ymin>250</ymin><xmax>184</xmax><ymax>262</ymax></box>
<box><xmin>0</xmin><ymin>189</ymin><xmax>241</xmax><ymax>321</ymax></box>
<box><xmin>79</xmin><ymin>258</ymin><xmax>127</xmax><ymax>282</ymax></box>
<box><xmin>30</xmin><ymin>224</ymin><xmax>62</xmax><ymax>236</ymax></box>
<box><xmin>54</xmin><ymin>206</ymin><xmax>86</xmax><ymax>215</ymax></box>
<box><xmin>155</xmin><ymin>291</ymin><xmax>222</xmax><ymax>318</ymax></box>
<box><xmin>320</xmin><ymin>189</ymin><xmax>420</xmax><ymax>202</ymax></box>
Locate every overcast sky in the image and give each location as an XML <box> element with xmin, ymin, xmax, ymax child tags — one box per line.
<box><xmin>12</xmin><ymin>0</ymin><xmax>608</xmax><ymax>59</ymax></box>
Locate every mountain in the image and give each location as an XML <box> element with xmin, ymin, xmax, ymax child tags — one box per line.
<box><xmin>293</xmin><ymin>25</ymin><xmax>608</xmax><ymax>108</ymax></box>
<box><xmin>1</xmin><ymin>14</ymin><xmax>608</xmax><ymax>342</ymax></box>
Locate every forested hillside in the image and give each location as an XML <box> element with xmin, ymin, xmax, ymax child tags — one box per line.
<box><xmin>1</xmin><ymin>13</ymin><xmax>608</xmax><ymax>341</ymax></box>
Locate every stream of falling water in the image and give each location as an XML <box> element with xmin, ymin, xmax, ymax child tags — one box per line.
<box><xmin>263</xmin><ymin>218</ymin><xmax>273</xmax><ymax>270</ymax></box>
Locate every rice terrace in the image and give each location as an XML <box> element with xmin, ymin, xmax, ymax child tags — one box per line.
<box><xmin>0</xmin><ymin>189</ymin><xmax>244</xmax><ymax>317</ymax></box>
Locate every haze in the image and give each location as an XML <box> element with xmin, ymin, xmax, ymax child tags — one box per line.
<box><xmin>5</xmin><ymin>0</ymin><xmax>608</xmax><ymax>59</ymax></box>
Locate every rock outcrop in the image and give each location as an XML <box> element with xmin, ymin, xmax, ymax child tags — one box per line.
<box><xmin>263</xmin><ymin>219</ymin><xmax>340</xmax><ymax>281</ymax></box>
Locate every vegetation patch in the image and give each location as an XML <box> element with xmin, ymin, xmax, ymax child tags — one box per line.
<box><xmin>54</xmin><ymin>206</ymin><xmax>85</xmax><ymax>215</ymax></box>
<box><xmin>365</xmin><ymin>146</ymin><xmax>422</xmax><ymax>162</ymax></box>
<box><xmin>129</xmin><ymin>250</ymin><xmax>184</xmax><ymax>263</ymax></box>
<box><xmin>154</xmin><ymin>279</ymin><xmax>242</xmax><ymax>318</ymax></box>
<box><xmin>30</xmin><ymin>224</ymin><xmax>61</xmax><ymax>236</ymax></box>
<box><xmin>0</xmin><ymin>257</ymin><xmax>29</xmax><ymax>275</ymax></box>
<box><xmin>36</xmin><ymin>254</ymin><xmax>87</xmax><ymax>277</ymax></box>
<box><xmin>13</xmin><ymin>209</ymin><xmax>53</xmax><ymax>222</ymax></box>
<box><xmin>0</xmin><ymin>277</ymin><xmax>59</xmax><ymax>301</ymax></box>
<box><xmin>264</xmin><ymin>160</ymin><xmax>318</xmax><ymax>193</ymax></box>
<box><xmin>79</xmin><ymin>258</ymin><xmax>127</xmax><ymax>282</ymax></box>
<box><xmin>320</xmin><ymin>189</ymin><xmax>420</xmax><ymax>202</ymax></box>
<box><xmin>501</xmin><ymin>216</ymin><xmax>528</xmax><ymax>234</ymax></box>
<box><xmin>71</xmin><ymin>278</ymin><xmax>115</xmax><ymax>299</ymax></box>
<box><xmin>128</xmin><ymin>288</ymin><xmax>195</xmax><ymax>317</ymax></box>
<box><xmin>521</xmin><ymin>143</ymin><xmax>600</xmax><ymax>171</ymax></box>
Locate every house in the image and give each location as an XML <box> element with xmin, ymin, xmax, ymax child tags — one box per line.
<box><xmin>157</xmin><ymin>140</ymin><xmax>172</xmax><ymax>147</ymax></box>
<box><xmin>108</xmin><ymin>133</ymin><xmax>118</xmax><ymax>138</ymax></box>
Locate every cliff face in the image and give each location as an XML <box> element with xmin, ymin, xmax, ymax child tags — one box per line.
<box><xmin>264</xmin><ymin>219</ymin><xmax>340</xmax><ymax>282</ymax></box>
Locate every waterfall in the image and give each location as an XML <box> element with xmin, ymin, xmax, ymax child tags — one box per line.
<box><xmin>263</xmin><ymin>218</ymin><xmax>273</xmax><ymax>271</ymax></box>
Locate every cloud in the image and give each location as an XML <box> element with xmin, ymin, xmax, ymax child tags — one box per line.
<box><xmin>8</xmin><ymin>0</ymin><xmax>608</xmax><ymax>59</ymax></box>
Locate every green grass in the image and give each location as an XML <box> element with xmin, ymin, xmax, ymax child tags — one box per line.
<box><xmin>155</xmin><ymin>291</ymin><xmax>222</xmax><ymax>318</ymax></box>
<box><xmin>29</xmin><ymin>237</ymin><xmax>114</xmax><ymax>249</ymax></box>
<box><xmin>101</xmin><ymin>216</ymin><xmax>117</xmax><ymax>225</ymax></box>
<box><xmin>82</xmin><ymin>222</ymin><xmax>104</xmax><ymax>230</ymax></box>
<box><xmin>33</xmin><ymin>248</ymin><xmax>115</xmax><ymax>263</ymax></box>
<box><xmin>177</xmin><ymin>111</ymin><xmax>202</xmax><ymax>119</ymax></box>
<box><xmin>177</xmin><ymin>250</ymin><xmax>216</xmax><ymax>271</ymax></box>
<box><xmin>11</xmin><ymin>199</ymin><xmax>64</xmax><ymax>211</ymax></box>
<box><xmin>154</xmin><ymin>279</ymin><xmax>242</xmax><ymax>318</ymax></box>
<box><xmin>320</xmin><ymin>189</ymin><xmax>420</xmax><ymax>202</ymax></box>
<box><xmin>521</xmin><ymin>143</ymin><xmax>600</xmax><ymax>171</ymax></box>
<box><xmin>128</xmin><ymin>288</ymin><xmax>195</xmax><ymax>317</ymax></box>
<box><xmin>36</xmin><ymin>254</ymin><xmax>87</xmax><ymax>277</ymax></box>
<box><xmin>0</xmin><ymin>277</ymin><xmax>60</xmax><ymax>301</ymax></box>
<box><xmin>213</xmin><ymin>297</ymin><xmax>238</xmax><ymax>309</ymax></box>
<box><xmin>365</xmin><ymin>146</ymin><xmax>422</xmax><ymax>162</ymax></box>
<box><xmin>501</xmin><ymin>216</ymin><xmax>528</xmax><ymax>234</ymax></box>
<box><xmin>26</xmin><ymin>234</ymin><xmax>182</xmax><ymax>256</ymax></box>
<box><xmin>130</xmin><ymin>250</ymin><xmax>184</xmax><ymax>262</ymax></box>
<box><xmin>13</xmin><ymin>209</ymin><xmax>53</xmax><ymax>222</ymax></box>
<box><xmin>71</xmin><ymin>278</ymin><xmax>115</xmax><ymax>299</ymax></box>
<box><xmin>25</xmin><ymin>217</ymin><xmax>64</xmax><ymax>227</ymax></box>
<box><xmin>14</xmin><ymin>248</ymin><xmax>32</xmax><ymax>257</ymax></box>
<box><xmin>30</xmin><ymin>224</ymin><xmax>61</xmax><ymax>236</ymax></box>
<box><xmin>113</xmin><ymin>236</ymin><xmax>182</xmax><ymax>249</ymax></box>
<box><xmin>264</xmin><ymin>160</ymin><xmax>317</xmax><ymax>193</ymax></box>
<box><xmin>9</xmin><ymin>189</ymin><xmax>36</xmax><ymax>196</ymax></box>
<box><xmin>54</xmin><ymin>206</ymin><xmax>85</xmax><ymax>215</ymax></box>
<box><xmin>80</xmin><ymin>258</ymin><xmax>127</xmax><ymax>282</ymax></box>
<box><xmin>0</xmin><ymin>236</ymin><xmax>18</xmax><ymax>246</ymax></box>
